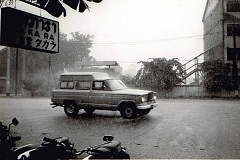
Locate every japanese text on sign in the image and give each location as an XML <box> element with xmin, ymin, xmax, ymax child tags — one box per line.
<box><xmin>0</xmin><ymin>7</ymin><xmax>59</xmax><ymax>53</ymax></box>
<box><xmin>23</xmin><ymin>16</ymin><xmax>58</xmax><ymax>51</ymax></box>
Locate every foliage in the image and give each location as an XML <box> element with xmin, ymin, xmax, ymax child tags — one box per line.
<box><xmin>120</xmin><ymin>74</ymin><xmax>135</xmax><ymax>88</ymax></box>
<box><xmin>22</xmin><ymin>79</ymin><xmax>42</xmax><ymax>97</ymax></box>
<box><xmin>135</xmin><ymin>58</ymin><xmax>184</xmax><ymax>92</ymax></box>
<box><xmin>51</xmin><ymin>31</ymin><xmax>96</xmax><ymax>72</ymax></box>
<box><xmin>23</xmin><ymin>31</ymin><xmax>95</xmax><ymax>96</ymax></box>
<box><xmin>24</xmin><ymin>31</ymin><xmax>95</xmax><ymax>74</ymax></box>
<box><xmin>202</xmin><ymin>60</ymin><xmax>235</xmax><ymax>93</ymax></box>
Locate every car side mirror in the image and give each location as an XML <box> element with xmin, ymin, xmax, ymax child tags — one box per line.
<box><xmin>102</xmin><ymin>85</ymin><xmax>106</xmax><ymax>90</ymax></box>
<box><xmin>12</xmin><ymin>118</ymin><xmax>19</xmax><ymax>126</ymax></box>
<box><xmin>103</xmin><ymin>135</ymin><xmax>114</xmax><ymax>142</ymax></box>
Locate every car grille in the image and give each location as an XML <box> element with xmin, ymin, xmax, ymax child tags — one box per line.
<box><xmin>147</xmin><ymin>92</ymin><xmax>155</xmax><ymax>101</ymax></box>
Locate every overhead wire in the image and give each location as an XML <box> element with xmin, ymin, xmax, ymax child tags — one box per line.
<box><xmin>109</xmin><ymin>28</ymin><xmax>227</xmax><ymax>64</ymax></box>
<box><xmin>91</xmin><ymin>34</ymin><xmax>205</xmax><ymax>46</ymax></box>
<box><xmin>88</xmin><ymin>30</ymin><xmax>226</xmax><ymax>46</ymax></box>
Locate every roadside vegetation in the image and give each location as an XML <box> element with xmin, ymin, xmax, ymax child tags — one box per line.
<box><xmin>18</xmin><ymin>30</ymin><xmax>186</xmax><ymax>97</ymax></box>
<box><xmin>202</xmin><ymin>60</ymin><xmax>235</xmax><ymax>93</ymax></box>
<box><xmin>23</xmin><ymin>36</ymin><xmax>236</xmax><ymax>98</ymax></box>
<box><xmin>135</xmin><ymin>58</ymin><xmax>184</xmax><ymax>92</ymax></box>
<box><xmin>120</xmin><ymin>58</ymin><xmax>185</xmax><ymax>97</ymax></box>
<box><xmin>21</xmin><ymin>31</ymin><xmax>95</xmax><ymax>96</ymax></box>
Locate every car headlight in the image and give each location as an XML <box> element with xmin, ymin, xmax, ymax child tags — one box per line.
<box><xmin>141</xmin><ymin>96</ymin><xmax>147</xmax><ymax>103</ymax></box>
<box><xmin>153</xmin><ymin>95</ymin><xmax>157</xmax><ymax>100</ymax></box>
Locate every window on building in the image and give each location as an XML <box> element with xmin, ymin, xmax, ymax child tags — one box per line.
<box><xmin>76</xmin><ymin>81</ymin><xmax>90</xmax><ymax>90</ymax></box>
<box><xmin>227</xmin><ymin>1</ymin><xmax>240</xmax><ymax>12</ymax></box>
<box><xmin>60</xmin><ymin>81</ymin><xmax>74</xmax><ymax>89</ymax></box>
<box><xmin>227</xmin><ymin>24</ymin><xmax>240</xmax><ymax>36</ymax></box>
<box><xmin>227</xmin><ymin>48</ymin><xmax>240</xmax><ymax>60</ymax></box>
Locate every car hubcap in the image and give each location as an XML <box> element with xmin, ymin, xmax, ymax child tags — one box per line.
<box><xmin>125</xmin><ymin>108</ymin><xmax>133</xmax><ymax>117</ymax></box>
<box><xmin>67</xmin><ymin>105</ymin><xmax>74</xmax><ymax>113</ymax></box>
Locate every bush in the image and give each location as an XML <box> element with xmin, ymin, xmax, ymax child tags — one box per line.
<box><xmin>202</xmin><ymin>60</ymin><xmax>235</xmax><ymax>93</ymax></box>
<box><xmin>23</xmin><ymin>79</ymin><xmax>42</xmax><ymax>97</ymax></box>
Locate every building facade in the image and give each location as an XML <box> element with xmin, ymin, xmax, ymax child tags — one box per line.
<box><xmin>202</xmin><ymin>0</ymin><xmax>240</xmax><ymax>90</ymax></box>
<box><xmin>203</xmin><ymin>0</ymin><xmax>240</xmax><ymax>64</ymax></box>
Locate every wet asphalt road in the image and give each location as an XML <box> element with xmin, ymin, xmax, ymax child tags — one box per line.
<box><xmin>1</xmin><ymin>97</ymin><xmax>240</xmax><ymax>159</ymax></box>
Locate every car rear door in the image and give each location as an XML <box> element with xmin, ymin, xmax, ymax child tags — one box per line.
<box><xmin>75</xmin><ymin>81</ymin><xmax>90</xmax><ymax>106</ymax></box>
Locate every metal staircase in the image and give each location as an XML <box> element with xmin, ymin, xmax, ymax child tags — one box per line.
<box><xmin>182</xmin><ymin>53</ymin><xmax>204</xmax><ymax>85</ymax></box>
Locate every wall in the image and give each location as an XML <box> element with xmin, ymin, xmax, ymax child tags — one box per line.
<box><xmin>203</xmin><ymin>1</ymin><xmax>224</xmax><ymax>60</ymax></box>
<box><xmin>164</xmin><ymin>85</ymin><xmax>237</xmax><ymax>98</ymax></box>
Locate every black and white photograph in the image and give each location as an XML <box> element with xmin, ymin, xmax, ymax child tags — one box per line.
<box><xmin>1</xmin><ymin>0</ymin><xmax>240</xmax><ymax>159</ymax></box>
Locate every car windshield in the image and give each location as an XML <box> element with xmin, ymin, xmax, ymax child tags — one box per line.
<box><xmin>106</xmin><ymin>79</ymin><xmax>127</xmax><ymax>91</ymax></box>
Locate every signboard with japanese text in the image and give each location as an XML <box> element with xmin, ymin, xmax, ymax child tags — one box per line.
<box><xmin>0</xmin><ymin>7</ymin><xmax>59</xmax><ymax>53</ymax></box>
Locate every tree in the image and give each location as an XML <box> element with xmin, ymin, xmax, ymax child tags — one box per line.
<box><xmin>51</xmin><ymin>31</ymin><xmax>95</xmax><ymax>72</ymax></box>
<box><xmin>69</xmin><ymin>31</ymin><xmax>95</xmax><ymax>62</ymax></box>
<box><xmin>135</xmin><ymin>58</ymin><xmax>184</xmax><ymax>92</ymax></box>
<box><xmin>23</xmin><ymin>31</ymin><xmax>95</xmax><ymax>96</ymax></box>
<box><xmin>202</xmin><ymin>60</ymin><xmax>235</xmax><ymax>93</ymax></box>
<box><xmin>22</xmin><ymin>79</ymin><xmax>42</xmax><ymax>97</ymax></box>
<box><xmin>24</xmin><ymin>31</ymin><xmax>95</xmax><ymax>74</ymax></box>
<box><xmin>120</xmin><ymin>74</ymin><xmax>135</xmax><ymax>88</ymax></box>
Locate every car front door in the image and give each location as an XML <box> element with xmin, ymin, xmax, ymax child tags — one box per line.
<box><xmin>89</xmin><ymin>81</ymin><xmax>112</xmax><ymax>109</ymax></box>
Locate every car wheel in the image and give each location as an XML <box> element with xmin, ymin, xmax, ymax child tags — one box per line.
<box><xmin>113</xmin><ymin>150</ymin><xmax>130</xmax><ymax>159</ymax></box>
<box><xmin>138</xmin><ymin>109</ymin><xmax>151</xmax><ymax>116</ymax></box>
<box><xmin>84</xmin><ymin>108</ymin><xmax>95</xmax><ymax>114</ymax></box>
<box><xmin>64</xmin><ymin>102</ymin><xmax>79</xmax><ymax>117</ymax></box>
<box><xmin>120</xmin><ymin>104</ymin><xmax>137</xmax><ymax>119</ymax></box>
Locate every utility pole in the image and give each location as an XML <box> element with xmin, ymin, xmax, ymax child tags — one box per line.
<box><xmin>48</xmin><ymin>55</ymin><xmax>51</xmax><ymax>93</ymax></box>
<box><xmin>15</xmin><ymin>48</ymin><xmax>19</xmax><ymax>96</ymax></box>
<box><xmin>6</xmin><ymin>47</ymin><xmax>11</xmax><ymax>96</ymax></box>
<box><xmin>232</xmin><ymin>28</ymin><xmax>239</xmax><ymax>97</ymax></box>
<box><xmin>21</xmin><ymin>49</ymin><xmax>26</xmax><ymax>96</ymax></box>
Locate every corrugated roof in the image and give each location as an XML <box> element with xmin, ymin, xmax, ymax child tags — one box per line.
<box><xmin>75</xmin><ymin>61</ymin><xmax>119</xmax><ymax>66</ymax></box>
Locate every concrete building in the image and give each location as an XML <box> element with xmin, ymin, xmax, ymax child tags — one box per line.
<box><xmin>202</xmin><ymin>0</ymin><xmax>240</xmax><ymax>63</ymax></box>
<box><xmin>202</xmin><ymin>0</ymin><xmax>240</xmax><ymax>90</ymax></box>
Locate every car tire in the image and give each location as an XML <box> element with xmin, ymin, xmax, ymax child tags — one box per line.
<box><xmin>113</xmin><ymin>150</ymin><xmax>130</xmax><ymax>159</ymax></box>
<box><xmin>138</xmin><ymin>109</ymin><xmax>151</xmax><ymax>116</ymax></box>
<box><xmin>120</xmin><ymin>104</ymin><xmax>137</xmax><ymax>119</ymax></box>
<box><xmin>84</xmin><ymin>108</ymin><xmax>95</xmax><ymax>114</ymax></box>
<box><xmin>64</xmin><ymin>102</ymin><xmax>79</xmax><ymax>117</ymax></box>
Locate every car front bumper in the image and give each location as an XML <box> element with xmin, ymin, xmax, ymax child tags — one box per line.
<box><xmin>137</xmin><ymin>102</ymin><xmax>158</xmax><ymax>110</ymax></box>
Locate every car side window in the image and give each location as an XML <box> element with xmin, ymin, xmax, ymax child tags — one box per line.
<box><xmin>60</xmin><ymin>81</ymin><xmax>74</xmax><ymax>89</ymax></box>
<box><xmin>92</xmin><ymin>81</ymin><xmax>106</xmax><ymax>90</ymax></box>
<box><xmin>76</xmin><ymin>81</ymin><xmax>90</xmax><ymax>90</ymax></box>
